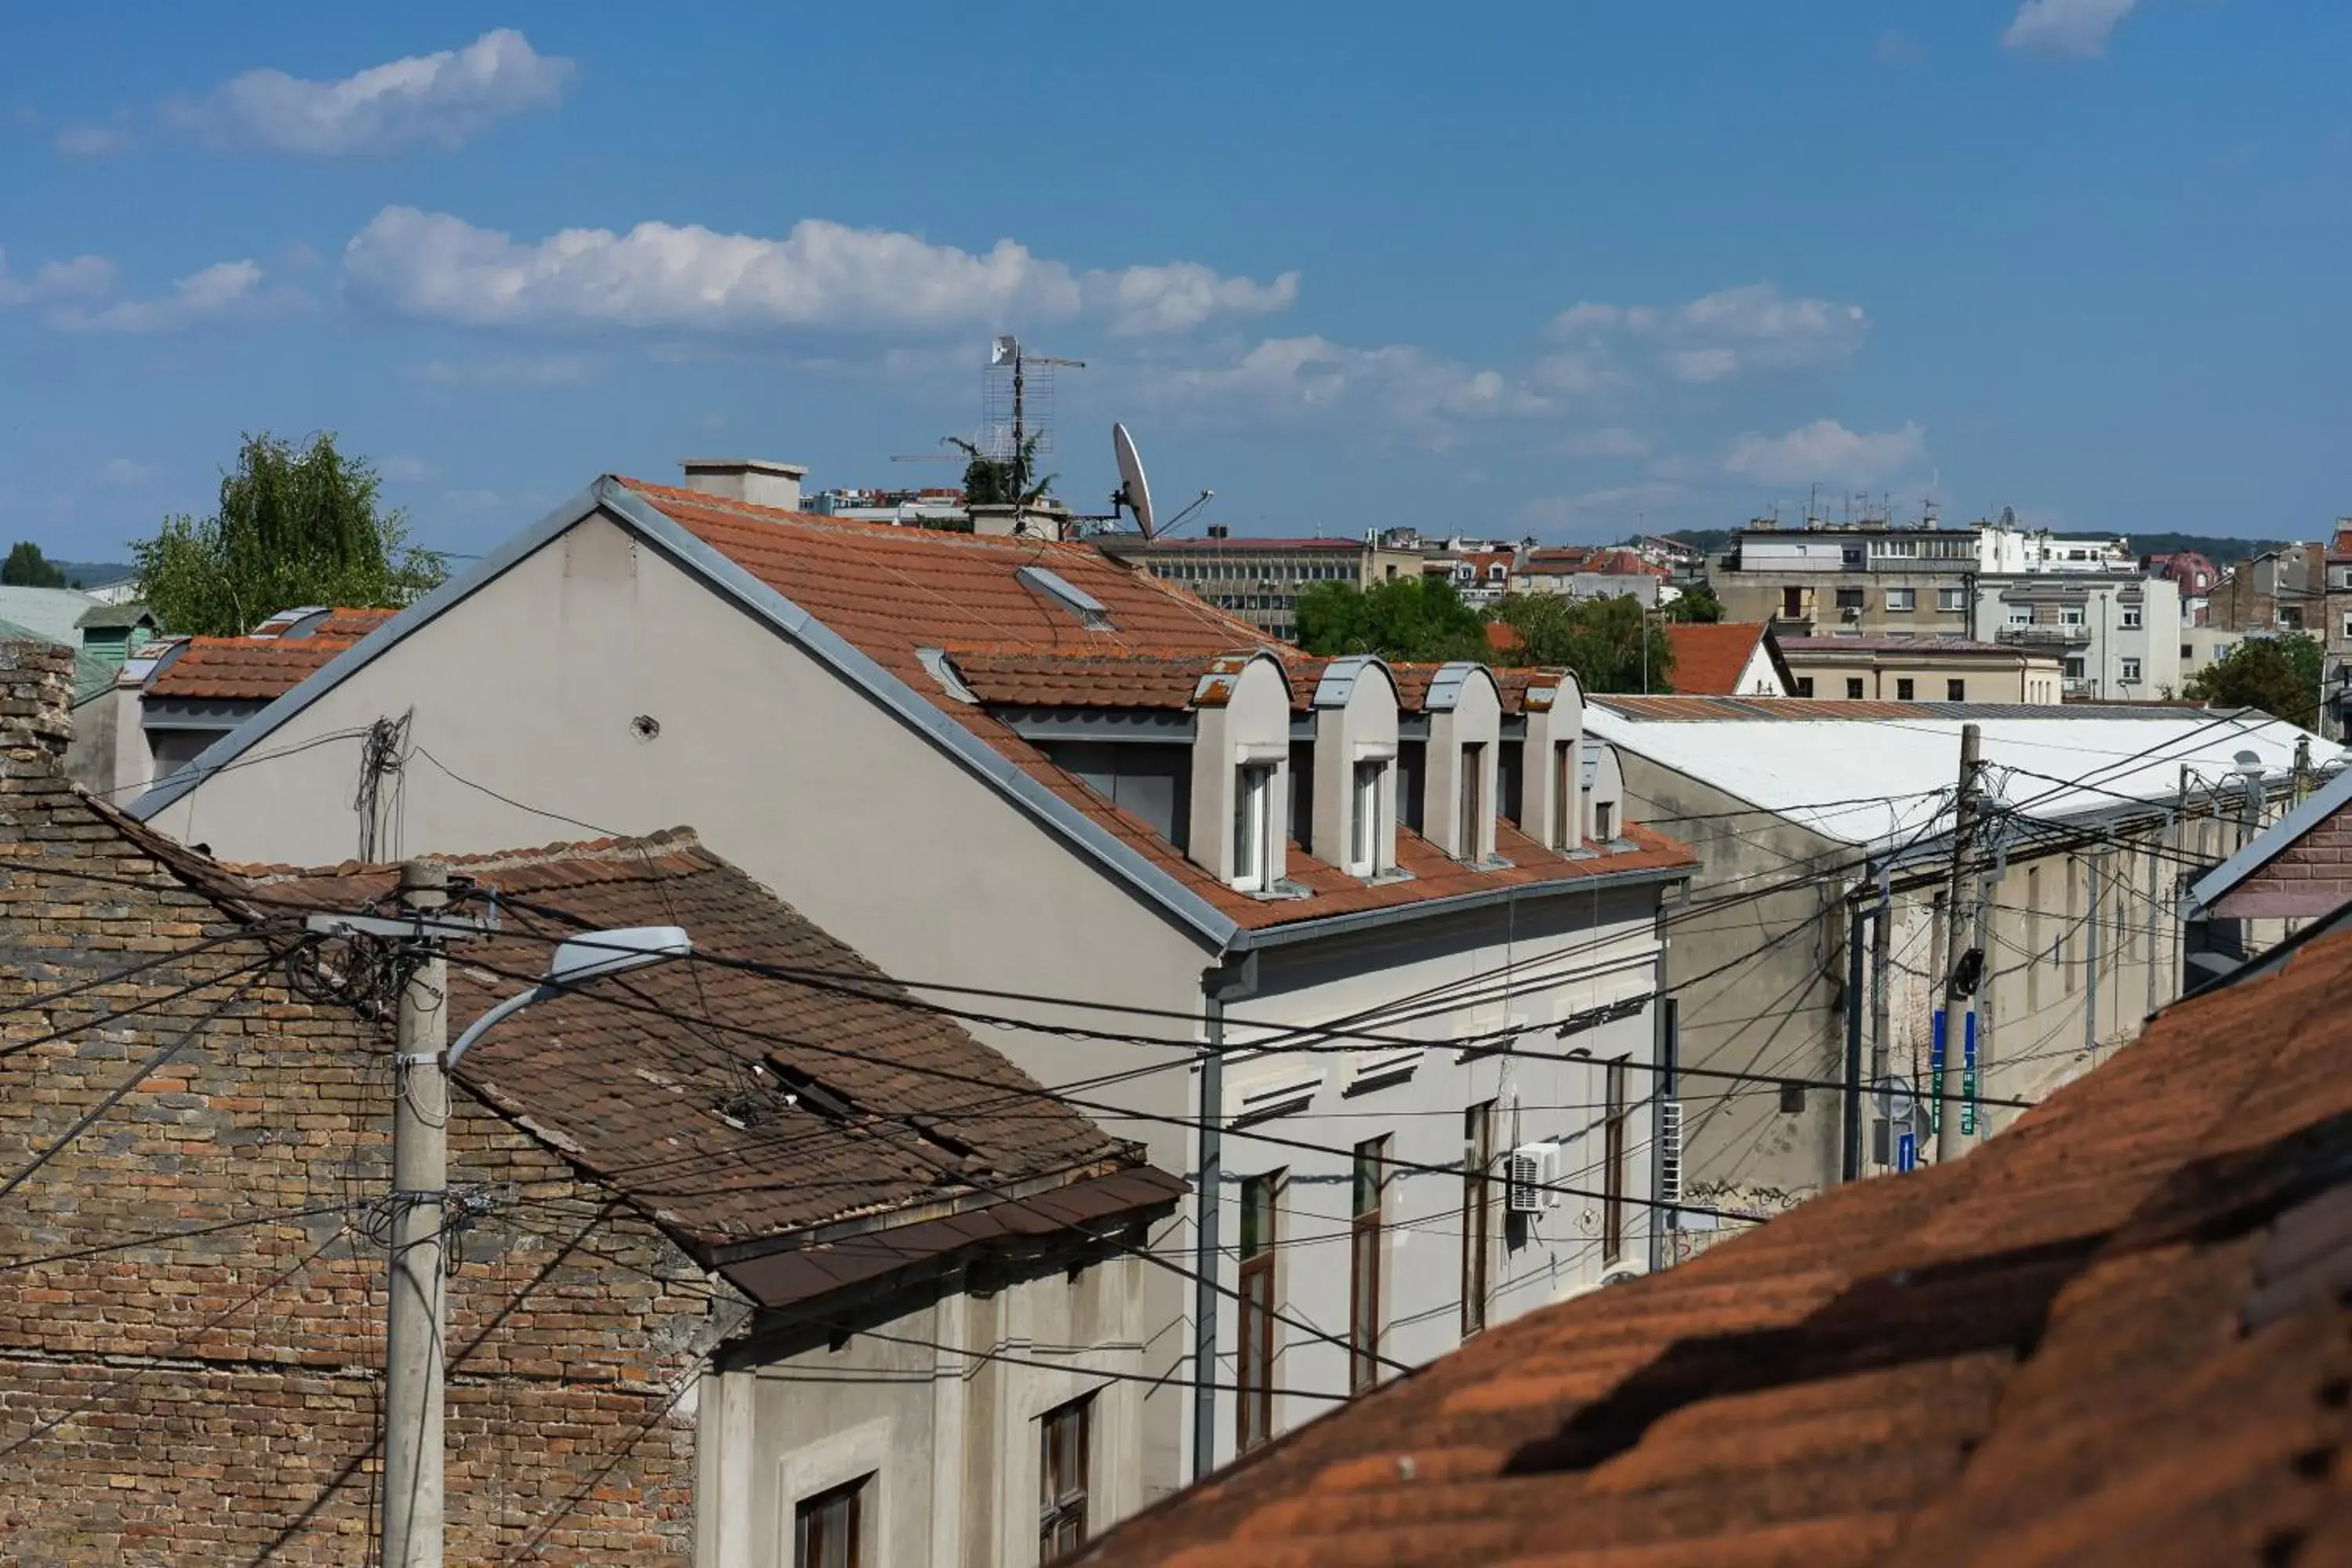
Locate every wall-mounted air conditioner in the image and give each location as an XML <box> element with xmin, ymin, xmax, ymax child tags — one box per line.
<box><xmin>1506</xmin><ymin>1142</ymin><xmax>1556</xmax><ymax>1214</ymax></box>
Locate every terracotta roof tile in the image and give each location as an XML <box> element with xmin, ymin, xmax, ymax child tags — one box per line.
<box><xmin>622</xmin><ymin>482</ymin><xmax>1697</xmax><ymax>930</ymax></box>
<box><xmin>1664</xmin><ymin>622</ymin><xmax>1769</xmax><ymax>695</ymax></box>
<box><xmin>233</xmin><ymin>830</ymin><xmax>1169</xmax><ymax>1259</ymax></box>
<box><xmin>1080</xmin><ymin>920</ymin><xmax>2352</xmax><ymax>1567</ymax></box>
<box><xmin>941</xmin><ymin>646</ymin><xmax>1270</xmax><ymax>710</ymax></box>
<box><xmin>145</xmin><ymin>606</ymin><xmax>399</xmax><ymax>701</ymax></box>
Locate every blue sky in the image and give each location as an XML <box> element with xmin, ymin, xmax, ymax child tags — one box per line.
<box><xmin>2</xmin><ymin>0</ymin><xmax>2346</xmax><ymax>561</ymax></box>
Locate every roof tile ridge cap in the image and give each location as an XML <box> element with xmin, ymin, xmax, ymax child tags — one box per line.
<box><xmin>238</xmin><ymin>828</ymin><xmax>709</xmax><ymax>885</ymax></box>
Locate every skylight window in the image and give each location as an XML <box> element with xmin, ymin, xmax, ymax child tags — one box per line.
<box><xmin>1018</xmin><ymin>565</ymin><xmax>1115</xmax><ymax>630</ymax></box>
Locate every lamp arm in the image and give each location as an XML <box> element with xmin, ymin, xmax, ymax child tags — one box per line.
<box><xmin>445</xmin><ymin>982</ymin><xmax>561</xmax><ymax>1069</ymax></box>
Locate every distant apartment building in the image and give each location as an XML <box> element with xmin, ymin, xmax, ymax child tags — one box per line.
<box><xmin>1099</xmin><ymin>528</ymin><xmax>1424</xmax><ymax>641</ymax></box>
<box><xmin>1777</xmin><ymin>635</ymin><xmax>2065</xmax><ymax>704</ymax></box>
<box><xmin>803</xmin><ymin>485</ymin><xmax>970</xmax><ymax>526</ymax></box>
<box><xmin>1513</xmin><ymin>546</ymin><xmax>1668</xmax><ymax>608</ymax></box>
<box><xmin>1425</xmin><ymin>546</ymin><xmax>1519</xmax><ymax>608</ymax></box>
<box><xmin>1973</xmin><ymin>574</ymin><xmax>2183</xmax><ymax>700</ymax></box>
<box><xmin>2142</xmin><ymin>550</ymin><xmax>2220</xmax><ymax>625</ymax></box>
<box><xmin>1711</xmin><ymin>523</ymin><xmax>1984</xmax><ymax>637</ymax></box>
<box><xmin>2325</xmin><ymin>524</ymin><xmax>2352</xmax><ymax>739</ymax></box>
<box><xmin>2209</xmin><ymin>542</ymin><xmax>2323</xmax><ymax>633</ymax></box>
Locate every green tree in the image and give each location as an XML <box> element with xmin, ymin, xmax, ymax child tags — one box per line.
<box><xmin>0</xmin><ymin>542</ymin><xmax>68</xmax><ymax>589</ymax></box>
<box><xmin>132</xmin><ymin>432</ymin><xmax>445</xmax><ymax>637</ymax></box>
<box><xmin>1664</xmin><ymin>583</ymin><xmax>1724</xmax><ymax>623</ymax></box>
<box><xmin>1492</xmin><ymin>593</ymin><xmax>1674</xmax><ymax>692</ymax></box>
<box><xmin>2185</xmin><ymin>633</ymin><xmax>2324</xmax><ymax>729</ymax></box>
<box><xmin>943</xmin><ymin>432</ymin><xmax>1055</xmax><ymax>506</ymax></box>
<box><xmin>1296</xmin><ymin>575</ymin><xmax>1491</xmax><ymax>662</ymax></box>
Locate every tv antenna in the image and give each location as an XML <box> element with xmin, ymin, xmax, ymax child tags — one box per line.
<box><xmin>983</xmin><ymin>336</ymin><xmax>1085</xmax><ymax>475</ymax></box>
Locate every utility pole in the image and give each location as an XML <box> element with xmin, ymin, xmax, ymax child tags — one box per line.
<box><xmin>1965</xmin><ymin>851</ymin><xmax>1994</xmax><ymax>1145</ymax></box>
<box><xmin>386</xmin><ymin>861</ymin><xmax>450</xmax><ymax>1568</ymax></box>
<box><xmin>1841</xmin><ymin>891</ymin><xmax>1864</xmax><ymax>1182</ymax></box>
<box><xmin>1936</xmin><ymin>724</ymin><xmax>1981</xmax><ymax>1164</ymax></box>
<box><xmin>1191</xmin><ymin>993</ymin><xmax>1225</xmax><ymax>1483</ymax></box>
<box><xmin>1868</xmin><ymin>865</ymin><xmax>1892</xmax><ymax>1169</ymax></box>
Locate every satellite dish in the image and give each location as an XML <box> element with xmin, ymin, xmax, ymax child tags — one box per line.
<box><xmin>1112</xmin><ymin>423</ymin><xmax>1156</xmax><ymax>539</ymax></box>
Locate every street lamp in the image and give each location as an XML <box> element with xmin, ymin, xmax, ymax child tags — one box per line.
<box><xmin>380</xmin><ymin>859</ymin><xmax>690</xmax><ymax>1568</ymax></box>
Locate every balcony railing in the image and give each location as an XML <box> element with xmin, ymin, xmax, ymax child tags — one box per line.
<box><xmin>1998</xmin><ymin>623</ymin><xmax>2092</xmax><ymax>648</ymax></box>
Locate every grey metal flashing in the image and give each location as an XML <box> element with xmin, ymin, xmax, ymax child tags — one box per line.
<box><xmin>2189</xmin><ymin>763</ymin><xmax>2352</xmax><ymax>913</ymax></box>
<box><xmin>1228</xmin><ymin>856</ymin><xmax>1690</xmax><ymax>952</ymax></box>
<box><xmin>140</xmin><ymin>696</ymin><xmax>263</xmax><ymax>732</ymax></box>
<box><xmin>1423</xmin><ymin>660</ymin><xmax>1491</xmax><ymax>713</ymax></box>
<box><xmin>997</xmin><ymin>708</ymin><xmax>1194</xmax><ymax>744</ymax></box>
<box><xmin>1311</xmin><ymin>655</ymin><xmax>1392</xmax><ymax>710</ymax></box>
<box><xmin>129</xmin><ymin>482</ymin><xmax>614</xmax><ymax>821</ymax></box>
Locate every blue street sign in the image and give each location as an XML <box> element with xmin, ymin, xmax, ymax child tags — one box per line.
<box><xmin>1896</xmin><ymin>1130</ymin><xmax>1918</xmax><ymax>1172</ymax></box>
<box><xmin>1929</xmin><ymin>1009</ymin><xmax>1946</xmax><ymax>1135</ymax></box>
<box><xmin>1961</xmin><ymin>1011</ymin><xmax>1979</xmax><ymax>1137</ymax></box>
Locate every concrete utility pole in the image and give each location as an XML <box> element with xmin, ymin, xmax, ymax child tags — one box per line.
<box><xmin>385</xmin><ymin>861</ymin><xmax>450</xmax><ymax>1568</ymax></box>
<box><xmin>1936</xmin><ymin>724</ymin><xmax>1982</xmax><ymax>1164</ymax></box>
<box><xmin>1191</xmin><ymin>994</ymin><xmax>1225</xmax><ymax>1483</ymax></box>
<box><xmin>1868</xmin><ymin>866</ymin><xmax>1893</xmax><ymax>1168</ymax></box>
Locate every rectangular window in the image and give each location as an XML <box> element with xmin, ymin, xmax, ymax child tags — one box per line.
<box><xmin>1602</xmin><ymin>1060</ymin><xmax>1630</xmax><ymax>1265</ymax></box>
<box><xmin>1794</xmin><ymin>677</ymin><xmax>1815</xmax><ymax>698</ymax></box>
<box><xmin>1593</xmin><ymin>799</ymin><xmax>1617</xmax><ymax>840</ymax></box>
<box><xmin>1349</xmin><ymin>1139</ymin><xmax>1388</xmax><ymax>1393</ymax></box>
<box><xmin>1551</xmin><ymin>742</ymin><xmax>1576</xmax><ymax>849</ymax></box>
<box><xmin>1236</xmin><ymin>1174</ymin><xmax>1278</xmax><ymax>1452</ymax></box>
<box><xmin>796</xmin><ymin>1476</ymin><xmax>869</xmax><ymax>1568</ymax></box>
<box><xmin>1461</xmin><ymin>1103</ymin><xmax>1494</xmax><ymax>1338</ymax></box>
<box><xmin>1458</xmin><ymin>742</ymin><xmax>1486</xmax><ymax>861</ymax></box>
<box><xmin>2027</xmin><ymin>866</ymin><xmax>2042</xmax><ymax>1011</ymax></box>
<box><xmin>2063</xmin><ymin>656</ymin><xmax>2086</xmax><ymax>679</ymax></box>
<box><xmin>1886</xmin><ymin>587</ymin><xmax>1916</xmax><ymax>612</ymax></box>
<box><xmin>1896</xmin><ymin>677</ymin><xmax>1916</xmax><ymax>701</ymax></box>
<box><xmin>1233</xmin><ymin>764</ymin><xmax>1274</xmax><ymax>891</ymax></box>
<box><xmin>1835</xmin><ymin>586</ymin><xmax>1865</xmax><ymax>610</ymax></box>
<box><xmin>1939</xmin><ymin>587</ymin><xmax>1967</xmax><ymax>612</ymax></box>
<box><xmin>2121</xmin><ymin>657</ymin><xmax>2141</xmax><ymax>683</ymax></box>
<box><xmin>1039</xmin><ymin>1396</ymin><xmax>1092</xmax><ymax>1563</ymax></box>
<box><xmin>1846</xmin><ymin>677</ymin><xmax>1865</xmax><ymax>700</ymax></box>
<box><xmin>1348</xmin><ymin>760</ymin><xmax>1383</xmax><ymax>876</ymax></box>
<box><xmin>1947</xmin><ymin>678</ymin><xmax>1965</xmax><ymax>701</ymax></box>
<box><xmin>2122</xmin><ymin>608</ymin><xmax>2142</xmax><ymax>629</ymax></box>
<box><xmin>1782</xmin><ymin>586</ymin><xmax>1805</xmax><ymax>619</ymax></box>
<box><xmin>2060</xmin><ymin>607</ymin><xmax>2086</xmax><ymax>626</ymax></box>
<box><xmin>2008</xmin><ymin>608</ymin><xmax>2034</xmax><ymax>626</ymax></box>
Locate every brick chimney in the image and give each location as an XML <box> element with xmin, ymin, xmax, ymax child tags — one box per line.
<box><xmin>680</xmin><ymin>457</ymin><xmax>807</xmax><ymax>514</ymax></box>
<box><xmin>0</xmin><ymin>640</ymin><xmax>74</xmax><ymax>784</ymax></box>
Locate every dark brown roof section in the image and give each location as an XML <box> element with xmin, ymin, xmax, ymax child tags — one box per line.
<box><xmin>232</xmin><ymin>830</ymin><xmax>1181</xmax><ymax>1297</ymax></box>
<box><xmin>1080</xmin><ymin>920</ymin><xmax>2352</xmax><ymax>1568</ymax></box>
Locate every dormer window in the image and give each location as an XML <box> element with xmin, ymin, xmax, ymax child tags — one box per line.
<box><xmin>1457</xmin><ymin>742</ymin><xmax>1486</xmax><ymax>860</ymax></box>
<box><xmin>1234</xmin><ymin>763</ymin><xmax>1276</xmax><ymax>892</ymax></box>
<box><xmin>1594</xmin><ymin>800</ymin><xmax>1617</xmax><ymax>841</ymax></box>
<box><xmin>1552</xmin><ymin>742</ymin><xmax>1577</xmax><ymax>848</ymax></box>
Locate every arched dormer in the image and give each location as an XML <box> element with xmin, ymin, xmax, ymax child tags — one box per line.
<box><xmin>1423</xmin><ymin>662</ymin><xmax>1502</xmax><ymax>863</ymax></box>
<box><xmin>1520</xmin><ymin>669</ymin><xmax>1587</xmax><ymax>854</ymax></box>
<box><xmin>1308</xmin><ymin>656</ymin><xmax>1401</xmax><ymax>878</ymax></box>
<box><xmin>1581</xmin><ymin>741</ymin><xmax>1628</xmax><ymax>848</ymax></box>
<box><xmin>1188</xmin><ymin>652</ymin><xmax>1296</xmax><ymax>891</ymax></box>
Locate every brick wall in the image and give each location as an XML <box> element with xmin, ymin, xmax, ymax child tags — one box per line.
<box><xmin>0</xmin><ymin>641</ymin><xmax>726</xmax><ymax>1566</ymax></box>
<box><xmin>2211</xmin><ymin>799</ymin><xmax>2352</xmax><ymax>919</ymax></box>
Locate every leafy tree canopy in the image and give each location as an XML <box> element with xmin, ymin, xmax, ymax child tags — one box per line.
<box><xmin>1296</xmin><ymin>575</ymin><xmax>1490</xmax><ymax>663</ymax></box>
<box><xmin>132</xmin><ymin>432</ymin><xmax>445</xmax><ymax>637</ymax></box>
<box><xmin>2184</xmin><ymin>632</ymin><xmax>2323</xmax><ymax>730</ymax></box>
<box><xmin>1492</xmin><ymin>593</ymin><xmax>1674</xmax><ymax>693</ymax></box>
<box><xmin>943</xmin><ymin>432</ymin><xmax>1055</xmax><ymax>507</ymax></box>
<box><xmin>1</xmin><ymin>542</ymin><xmax>68</xmax><ymax>589</ymax></box>
<box><xmin>1664</xmin><ymin>583</ymin><xmax>1724</xmax><ymax>623</ymax></box>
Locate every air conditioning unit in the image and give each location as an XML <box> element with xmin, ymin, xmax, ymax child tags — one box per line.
<box><xmin>1658</xmin><ymin>1099</ymin><xmax>1683</xmax><ymax>1207</ymax></box>
<box><xmin>1506</xmin><ymin>1142</ymin><xmax>1556</xmax><ymax>1214</ymax></box>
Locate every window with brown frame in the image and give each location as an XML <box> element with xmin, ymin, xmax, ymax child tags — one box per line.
<box><xmin>1350</xmin><ymin>1138</ymin><xmax>1388</xmax><ymax>1392</ymax></box>
<box><xmin>1461</xmin><ymin>1102</ymin><xmax>1494</xmax><ymax>1337</ymax></box>
<box><xmin>795</xmin><ymin>1475</ymin><xmax>869</xmax><ymax>1568</ymax></box>
<box><xmin>1236</xmin><ymin>1173</ymin><xmax>1279</xmax><ymax>1452</ymax></box>
<box><xmin>1039</xmin><ymin>1395</ymin><xmax>1092</xmax><ymax>1562</ymax></box>
<box><xmin>1458</xmin><ymin>743</ymin><xmax>1486</xmax><ymax>860</ymax></box>
<box><xmin>1602</xmin><ymin>1060</ymin><xmax>1630</xmax><ymax>1265</ymax></box>
<box><xmin>1552</xmin><ymin>742</ymin><xmax>1576</xmax><ymax>849</ymax></box>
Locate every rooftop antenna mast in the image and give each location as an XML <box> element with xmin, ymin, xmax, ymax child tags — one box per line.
<box><xmin>985</xmin><ymin>335</ymin><xmax>1086</xmax><ymax>486</ymax></box>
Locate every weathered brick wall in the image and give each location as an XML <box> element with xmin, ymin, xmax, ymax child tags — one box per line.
<box><xmin>2213</xmin><ymin>800</ymin><xmax>2352</xmax><ymax>918</ymax></box>
<box><xmin>0</xmin><ymin>641</ymin><xmax>724</xmax><ymax>1566</ymax></box>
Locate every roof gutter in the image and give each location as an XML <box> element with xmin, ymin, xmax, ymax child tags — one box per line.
<box><xmin>1225</xmin><ymin>857</ymin><xmax>1693</xmax><ymax>953</ymax></box>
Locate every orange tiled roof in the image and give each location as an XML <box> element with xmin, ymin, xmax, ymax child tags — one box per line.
<box><xmin>942</xmin><ymin>646</ymin><xmax>1269</xmax><ymax>711</ymax></box>
<box><xmin>146</xmin><ymin>607</ymin><xmax>398</xmax><ymax>702</ymax></box>
<box><xmin>621</xmin><ymin>481</ymin><xmax>1695</xmax><ymax>931</ymax></box>
<box><xmin>1081</xmin><ymin>920</ymin><xmax>2352</xmax><ymax>1566</ymax></box>
<box><xmin>1664</xmin><ymin>621</ymin><xmax>1769</xmax><ymax>695</ymax></box>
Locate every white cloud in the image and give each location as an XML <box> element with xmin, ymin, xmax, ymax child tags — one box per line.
<box><xmin>55</xmin><ymin>122</ymin><xmax>133</xmax><ymax>157</ymax></box>
<box><xmin>376</xmin><ymin>456</ymin><xmax>440</xmax><ymax>484</ymax></box>
<box><xmin>1154</xmin><ymin>335</ymin><xmax>1549</xmax><ymax>439</ymax></box>
<box><xmin>405</xmin><ymin>351</ymin><xmax>604</xmax><ymax>387</ymax></box>
<box><xmin>51</xmin><ymin>260</ymin><xmax>286</xmax><ymax>333</ymax></box>
<box><xmin>1547</xmin><ymin>282</ymin><xmax>1867</xmax><ymax>383</ymax></box>
<box><xmin>0</xmin><ymin>249</ymin><xmax>116</xmax><ymax>306</ymax></box>
<box><xmin>343</xmin><ymin>206</ymin><xmax>1299</xmax><ymax>336</ymax></box>
<box><xmin>1085</xmin><ymin>261</ymin><xmax>1300</xmax><ymax>336</ymax></box>
<box><xmin>1723</xmin><ymin>419</ymin><xmax>1928</xmax><ymax>486</ymax></box>
<box><xmin>2001</xmin><ymin>0</ymin><xmax>2140</xmax><ymax>58</ymax></box>
<box><xmin>168</xmin><ymin>28</ymin><xmax>572</xmax><ymax>156</ymax></box>
<box><xmin>95</xmin><ymin>457</ymin><xmax>150</xmax><ymax>488</ymax></box>
<box><xmin>1563</xmin><ymin>426</ymin><xmax>1650</xmax><ymax>459</ymax></box>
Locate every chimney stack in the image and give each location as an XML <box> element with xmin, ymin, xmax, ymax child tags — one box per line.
<box><xmin>680</xmin><ymin>458</ymin><xmax>808</xmax><ymax>514</ymax></box>
<box><xmin>0</xmin><ymin>640</ymin><xmax>74</xmax><ymax>783</ymax></box>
